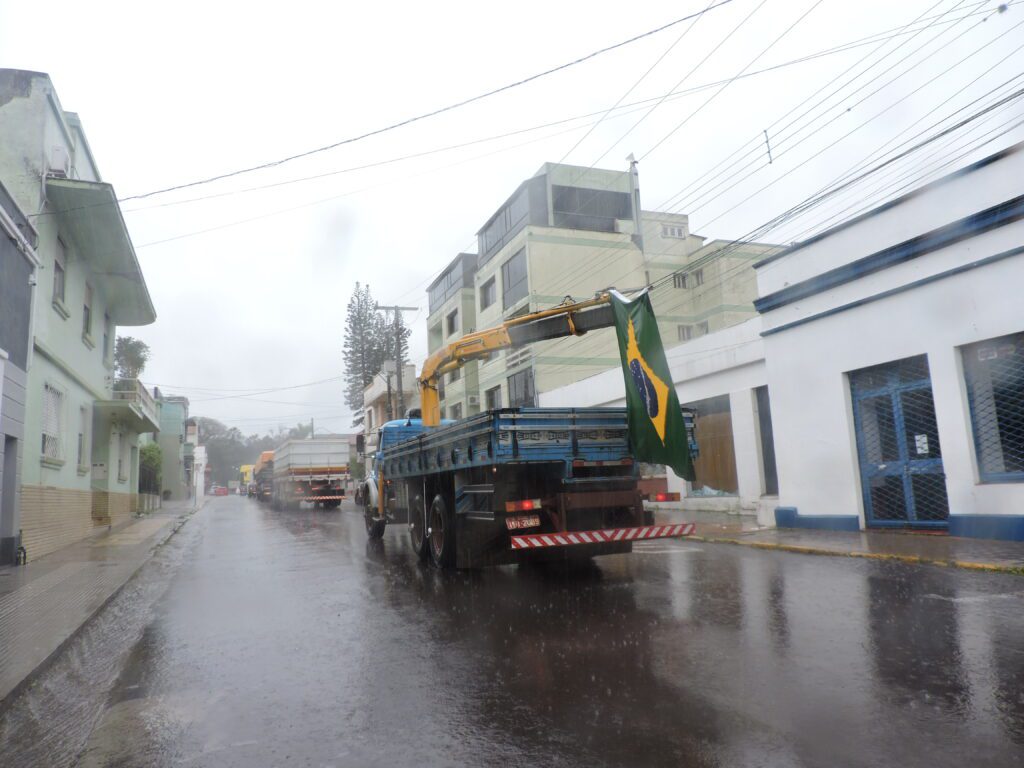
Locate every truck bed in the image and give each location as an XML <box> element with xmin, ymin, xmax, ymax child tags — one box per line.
<box><xmin>379</xmin><ymin>407</ymin><xmax>632</xmax><ymax>479</ymax></box>
<box><xmin>272</xmin><ymin>438</ymin><xmax>350</xmax><ymax>479</ymax></box>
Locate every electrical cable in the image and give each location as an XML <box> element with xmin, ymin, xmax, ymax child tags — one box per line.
<box><xmin>118</xmin><ymin>1</ymin><xmax>739</xmax><ymax>202</ymax></box>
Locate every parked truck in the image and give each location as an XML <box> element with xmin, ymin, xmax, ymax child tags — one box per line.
<box><xmin>357</xmin><ymin>293</ymin><xmax>696</xmax><ymax>569</ymax></box>
<box><xmin>271</xmin><ymin>438</ymin><xmax>349</xmax><ymax>509</ymax></box>
<box><xmin>254</xmin><ymin>450</ymin><xmax>274</xmax><ymax>502</ymax></box>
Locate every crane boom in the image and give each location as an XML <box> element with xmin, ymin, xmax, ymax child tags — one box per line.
<box><xmin>418</xmin><ymin>293</ymin><xmax>616</xmax><ymax>426</ymax></box>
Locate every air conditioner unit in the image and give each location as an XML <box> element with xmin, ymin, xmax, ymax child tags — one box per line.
<box><xmin>48</xmin><ymin>146</ymin><xmax>71</xmax><ymax>178</ymax></box>
<box><xmin>467</xmin><ymin>395</ymin><xmax>480</xmax><ymax>407</ymax></box>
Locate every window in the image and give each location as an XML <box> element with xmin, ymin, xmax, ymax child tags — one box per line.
<box><xmin>502</xmin><ymin>248</ymin><xmax>528</xmax><ymax>309</ymax></box>
<box><xmin>507</xmin><ymin>368</ymin><xmax>536</xmax><ymax>408</ymax></box>
<box><xmin>42</xmin><ymin>383</ymin><xmax>64</xmax><ymax>460</ymax></box>
<box><xmin>677</xmin><ymin>325</ymin><xmax>693</xmax><ymax>341</ymax></box>
<box><xmin>480</xmin><ymin>277</ymin><xmax>496</xmax><ymax>310</ymax></box>
<box><xmin>83</xmin><ymin>283</ymin><xmax>93</xmax><ymax>338</ymax></box>
<box><xmin>103</xmin><ymin>314</ymin><xmax>112</xmax><ymax>361</ymax></box>
<box><xmin>117</xmin><ymin>431</ymin><xmax>128</xmax><ymax>481</ymax></box>
<box><xmin>694</xmin><ymin>269</ymin><xmax>704</xmax><ymax>286</ymax></box>
<box><xmin>696</xmin><ymin>321</ymin><xmax>710</xmax><ymax>337</ymax></box>
<box><xmin>963</xmin><ymin>332</ymin><xmax>1024</xmax><ymax>481</ymax></box>
<box><xmin>77</xmin><ymin>406</ymin><xmax>89</xmax><ymax>468</ymax></box>
<box><xmin>449</xmin><ymin>368</ymin><xmax>460</xmax><ymax>383</ymax></box>
<box><xmin>53</xmin><ymin>238</ymin><xmax>67</xmax><ymax>304</ymax></box>
<box><xmin>551</xmin><ymin>185</ymin><xmax>631</xmax><ymax>232</ymax></box>
<box><xmin>485</xmin><ymin>385</ymin><xmax>502</xmax><ymax>410</ymax></box>
<box><xmin>673</xmin><ymin>273</ymin><xmax>688</xmax><ymax>289</ymax></box>
<box><xmin>450</xmin><ymin>403</ymin><xmax>463</xmax><ymax>420</ymax></box>
<box><xmin>446</xmin><ymin>309</ymin><xmax>458</xmax><ymax>336</ymax></box>
<box><xmin>663</xmin><ymin>225</ymin><xmax>686</xmax><ymax>238</ymax></box>
<box><xmin>755</xmin><ymin>386</ymin><xmax>779</xmax><ymax>496</ymax></box>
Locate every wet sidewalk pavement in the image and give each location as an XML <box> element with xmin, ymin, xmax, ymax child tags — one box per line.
<box><xmin>0</xmin><ymin>501</ymin><xmax>197</xmax><ymax>709</ymax></box>
<box><xmin>652</xmin><ymin>506</ymin><xmax>1024</xmax><ymax>573</ymax></box>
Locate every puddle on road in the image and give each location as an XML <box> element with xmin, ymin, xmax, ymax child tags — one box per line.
<box><xmin>0</xmin><ymin>514</ymin><xmax>200</xmax><ymax>768</ymax></box>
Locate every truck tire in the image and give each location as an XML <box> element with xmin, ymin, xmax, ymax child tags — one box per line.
<box><xmin>362</xmin><ymin>481</ymin><xmax>385</xmax><ymax>538</ymax></box>
<box><xmin>428</xmin><ymin>494</ymin><xmax>455</xmax><ymax>568</ymax></box>
<box><xmin>364</xmin><ymin>512</ymin><xmax>386</xmax><ymax>539</ymax></box>
<box><xmin>409</xmin><ymin>490</ymin><xmax>429</xmax><ymax>561</ymax></box>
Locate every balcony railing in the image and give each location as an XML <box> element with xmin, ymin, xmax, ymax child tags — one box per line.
<box><xmin>112</xmin><ymin>378</ymin><xmax>158</xmax><ymax>426</ymax></box>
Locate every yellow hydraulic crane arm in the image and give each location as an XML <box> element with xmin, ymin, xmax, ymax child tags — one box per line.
<box><xmin>418</xmin><ymin>293</ymin><xmax>616</xmax><ymax>426</ymax></box>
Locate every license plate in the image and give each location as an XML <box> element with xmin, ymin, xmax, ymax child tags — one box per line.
<box><xmin>505</xmin><ymin>515</ymin><xmax>540</xmax><ymax>530</ymax></box>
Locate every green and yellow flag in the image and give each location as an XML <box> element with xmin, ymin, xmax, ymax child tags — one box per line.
<box><xmin>610</xmin><ymin>291</ymin><xmax>695</xmax><ymax>481</ymax></box>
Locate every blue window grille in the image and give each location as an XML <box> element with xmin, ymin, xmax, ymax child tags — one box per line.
<box><xmin>963</xmin><ymin>331</ymin><xmax>1024</xmax><ymax>483</ymax></box>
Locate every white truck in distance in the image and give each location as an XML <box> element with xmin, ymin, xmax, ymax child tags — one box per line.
<box><xmin>271</xmin><ymin>438</ymin><xmax>349</xmax><ymax>509</ymax></box>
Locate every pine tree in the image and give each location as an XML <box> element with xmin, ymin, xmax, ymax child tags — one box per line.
<box><xmin>342</xmin><ymin>283</ymin><xmax>384</xmax><ymax>414</ymax></box>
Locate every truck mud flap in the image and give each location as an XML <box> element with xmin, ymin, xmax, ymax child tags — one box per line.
<box><xmin>510</xmin><ymin>523</ymin><xmax>695</xmax><ymax>550</ymax></box>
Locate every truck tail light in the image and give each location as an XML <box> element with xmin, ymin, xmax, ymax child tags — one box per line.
<box><xmin>654</xmin><ymin>492</ymin><xmax>680</xmax><ymax>502</ymax></box>
<box><xmin>505</xmin><ymin>499</ymin><xmax>542</xmax><ymax>513</ymax></box>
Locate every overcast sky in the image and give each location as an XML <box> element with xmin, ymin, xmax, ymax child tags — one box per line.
<box><xmin>2</xmin><ymin>0</ymin><xmax>1021</xmax><ymax>435</ymax></box>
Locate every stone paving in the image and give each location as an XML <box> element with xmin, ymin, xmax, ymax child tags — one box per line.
<box><xmin>0</xmin><ymin>501</ymin><xmax>196</xmax><ymax>708</ymax></box>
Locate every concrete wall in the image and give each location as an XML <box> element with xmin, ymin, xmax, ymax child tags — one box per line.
<box><xmin>157</xmin><ymin>398</ymin><xmax>188</xmax><ymax>500</ymax></box>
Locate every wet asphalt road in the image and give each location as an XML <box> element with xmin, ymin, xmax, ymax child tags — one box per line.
<box><xmin>6</xmin><ymin>494</ymin><xmax>1024</xmax><ymax>767</ymax></box>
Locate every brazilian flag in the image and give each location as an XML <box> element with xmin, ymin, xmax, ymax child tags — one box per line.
<box><xmin>610</xmin><ymin>291</ymin><xmax>695</xmax><ymax>481</ymax></box>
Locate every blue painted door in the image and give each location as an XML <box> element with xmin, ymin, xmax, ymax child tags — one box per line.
<box><xmin>850</xmin><ymin>355</ymin><xmax>949</xmax><ymax>528</ymax></box>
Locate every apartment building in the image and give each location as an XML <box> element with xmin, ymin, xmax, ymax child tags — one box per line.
<box><xmin>0</xmin><ymin>69</ymin><xmax>158</xmax><ymax>560</ymax></box>
<box><xmin>426</xmin><ymin>161</ymin><xmax>776</xmax><ymax>417</ymax></box>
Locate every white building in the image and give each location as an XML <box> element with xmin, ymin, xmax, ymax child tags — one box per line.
<box><xmin>542</xmin><ymin>141</ymin><xmax>1024</xmax><ymax>542</ymax></box>
<box><xmin>757</xmin><ymin>142</ymin><xmax>1024</xmax><ymax>540</ymax></box>
<box><xmin>361</xmin><ymin>364</ymin><xmax>419</xmax><ymax>454</ymax></box>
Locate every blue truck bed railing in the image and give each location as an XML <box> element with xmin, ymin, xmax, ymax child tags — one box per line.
<box><xmin>378</xmin><ymin>407</ymin><xmax>633</xmax><ymax>480</ymax></box>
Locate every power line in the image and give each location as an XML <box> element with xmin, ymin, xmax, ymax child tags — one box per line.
<box><xmin>658</xmin><ymin>0</ymin><xmax>978</xmax><ymax>212</ymax></box>
<box><xmin>640</xmin><ymin>0</ymin><xmax>827</xmax><ymax>161</ymax></box>
<box><xmin>117</xmin><ymin>1</ymin><xmax>738</xmax><ymax>202</ymax></box>
<box><xmin>684</xmin><ymin>0</ymin><xmax>1005</xmax><ymax>219</ymax></box>
<box><xmin>557</xmin><ymin>0</ymin><xmax>718</xmax><ymax>165</ymax></box>
<box><xmin>180</xmin><ymin>375</ymin><xmax>345</xmax><ymax>402</ymax></box>
<box><xmin>32</xmin><ymin>4</ymin><xmax>1003</xmax><ymax>224</ymax></box>
<box><xmin>694</xmin><ymin>15</ymin><xmax>1024</xmax><ymax>232</ymax></box>
<box><xmin>591</xmin><ymin>0</ymin><xmax>768</xmax><ymax>166</ymax></box>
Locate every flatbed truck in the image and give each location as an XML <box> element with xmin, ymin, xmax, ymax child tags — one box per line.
<box><xmin>358</xmin><ymin>293</ymin><xmax>696</xmax><ymax>569</ymax></box>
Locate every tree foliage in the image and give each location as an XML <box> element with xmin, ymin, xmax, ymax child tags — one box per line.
<box><xmin>114</xmin><ymin>336</ymin><xmax>151</xmax><ymax>380</ymax></box>
<box><xmin>341</xmin><ymin>283</ymin><xmax>411</xmax><ymax>419</ymax></box>
<box><xmin>140</xmin><ymin>442</ymin><xmax>162</xmax><ymax>487</ymax></box>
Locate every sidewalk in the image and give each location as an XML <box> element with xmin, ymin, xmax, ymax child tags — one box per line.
<box><xmin>652</xmin><ymin>507</ymin><xmax>1024</xmax><ymax>574</ymax></box>
<box><xmin>0</xmin><ymin>500</ymin><xmax>199</xmax><ymax>709</ymax></box>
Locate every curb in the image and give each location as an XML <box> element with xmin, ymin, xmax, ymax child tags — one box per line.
<box><xmin>0</xmin><ymin>506</ymin><xmax>200</xmax><ymax>713</ymax></box>
<box><xmin>690</xmin><ymin>534</ymin><xmax>1024</xmax><ymax>576</ymax></box>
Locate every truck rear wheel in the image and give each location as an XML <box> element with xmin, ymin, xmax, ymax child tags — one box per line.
<box><xmin>428</xmin><ymin>494</ymin><xmax>455</xmax><ymax>568</ymax></box>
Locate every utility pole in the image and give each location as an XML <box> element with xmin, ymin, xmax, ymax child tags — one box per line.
<box><xmin>375</xmin><ymin>304</ymin><xmax>417</xmax><ymax>419</ymax></box>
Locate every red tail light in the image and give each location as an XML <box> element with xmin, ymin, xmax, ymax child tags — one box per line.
<box><xmin>654</xmin><ymin>492</ymin><xmax>680</xmax><ymax>502</ymax></box>
<box><xmin>505</xmin><ymin>499</ymin><xmax>542</xmax><ymax>513</ymax></box>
